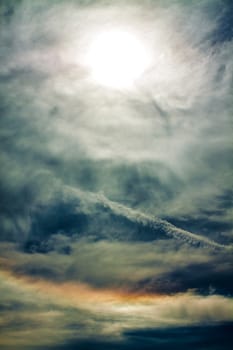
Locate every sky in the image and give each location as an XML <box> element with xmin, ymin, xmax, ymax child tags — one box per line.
<box><xmin>0</xmin><ymin>0</ymin><xmax>233</xmax><ymax>349</ymax></box>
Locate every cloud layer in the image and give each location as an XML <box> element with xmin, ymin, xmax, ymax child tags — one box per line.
<box><xmin>0</xmin><ymin>0</ymin><xmax>232</xmax><ymax>349</ymax></box>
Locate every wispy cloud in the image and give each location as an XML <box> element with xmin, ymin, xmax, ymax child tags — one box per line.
<box><xmin>0</xmin><ymin>0</ymin><xmax>232</xmax><ymax>349</ymax></box>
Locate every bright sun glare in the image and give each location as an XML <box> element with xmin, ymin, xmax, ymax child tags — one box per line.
<box><xmin>87</xmin><ymin>30</ymin><xmax>150</xmax><ymax>88</ymax></box>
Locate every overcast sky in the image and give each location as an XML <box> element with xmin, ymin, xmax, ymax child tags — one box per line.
<box><xmin>0</xmin><ymin>1</ymin><xmax>233</xmax><ymax>349</ymax></box>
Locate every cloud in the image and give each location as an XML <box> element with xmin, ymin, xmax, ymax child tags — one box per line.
<box><xmin>1</xmin><ymin>269</ymin><xmax>233</xmax><ymax>349</ymax></box>
<box><xmin>1</xmin><ymin>234</ymin><xmax>232</xmax><ymax>296</ymax></box>
<box><xmin>44</xmin><ymin>323</ymin><xmax>233</xmax><ymax>350</ymax></box>
<box><xmin>0</xmin><ymin>1</ymin><xmax>232</xmax><ymax>349</ymax></box>
<box><xmin>0</xmin><ymin>0</ymin><xmax>232</xmax><ymax>243</ymax></box>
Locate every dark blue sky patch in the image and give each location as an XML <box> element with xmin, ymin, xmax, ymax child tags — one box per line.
<box><xmin>211</xmin><ymin>1</ymin><xmax>233</xmax><ymax>45</ymax></box>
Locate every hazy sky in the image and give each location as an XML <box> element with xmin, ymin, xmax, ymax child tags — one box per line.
<box><xmin>0</xmin><ymin>1</ymin><xmax>233</xmax><ymax>349</ymax></box>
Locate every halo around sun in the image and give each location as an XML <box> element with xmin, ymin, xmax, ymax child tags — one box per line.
<box><xmin>87</xmin><ymin>30</ymin><xmax>150</xmax><ymax>89</ymax></box>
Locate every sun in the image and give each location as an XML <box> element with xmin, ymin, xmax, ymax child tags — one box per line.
<box><xmin>87</xmin><ymin>30</ymin><xmax>150</xmax><ymax>89</ymax></box>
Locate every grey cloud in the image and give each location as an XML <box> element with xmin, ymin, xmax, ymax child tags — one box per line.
<box><xmin>0</xmin><ymin>0</ymin><xmax>232</xmax><ymax>305</ymax></box>
<box><xmin>1</xmin><ymin>236</ymin><xmax>232</xmax><ymax>295</ymax></box>
<box><xmin>0</xmin><ymin>0</ymin><xmax>232</xmax><ymax>227</ymax></box>
<box><xmin>0</xmin><ymin>1</ymin><xmax>232</xmax><ymax>348</ymax></box>
<box><xmin>0</xmin><ymin>7</ymin><xmax>232</xmax><ymax>199</ymax></box>
<box><xmin>4</xmin><ymin>182</ymin><xmax>225</xmax><ymax>248</ymax></box>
